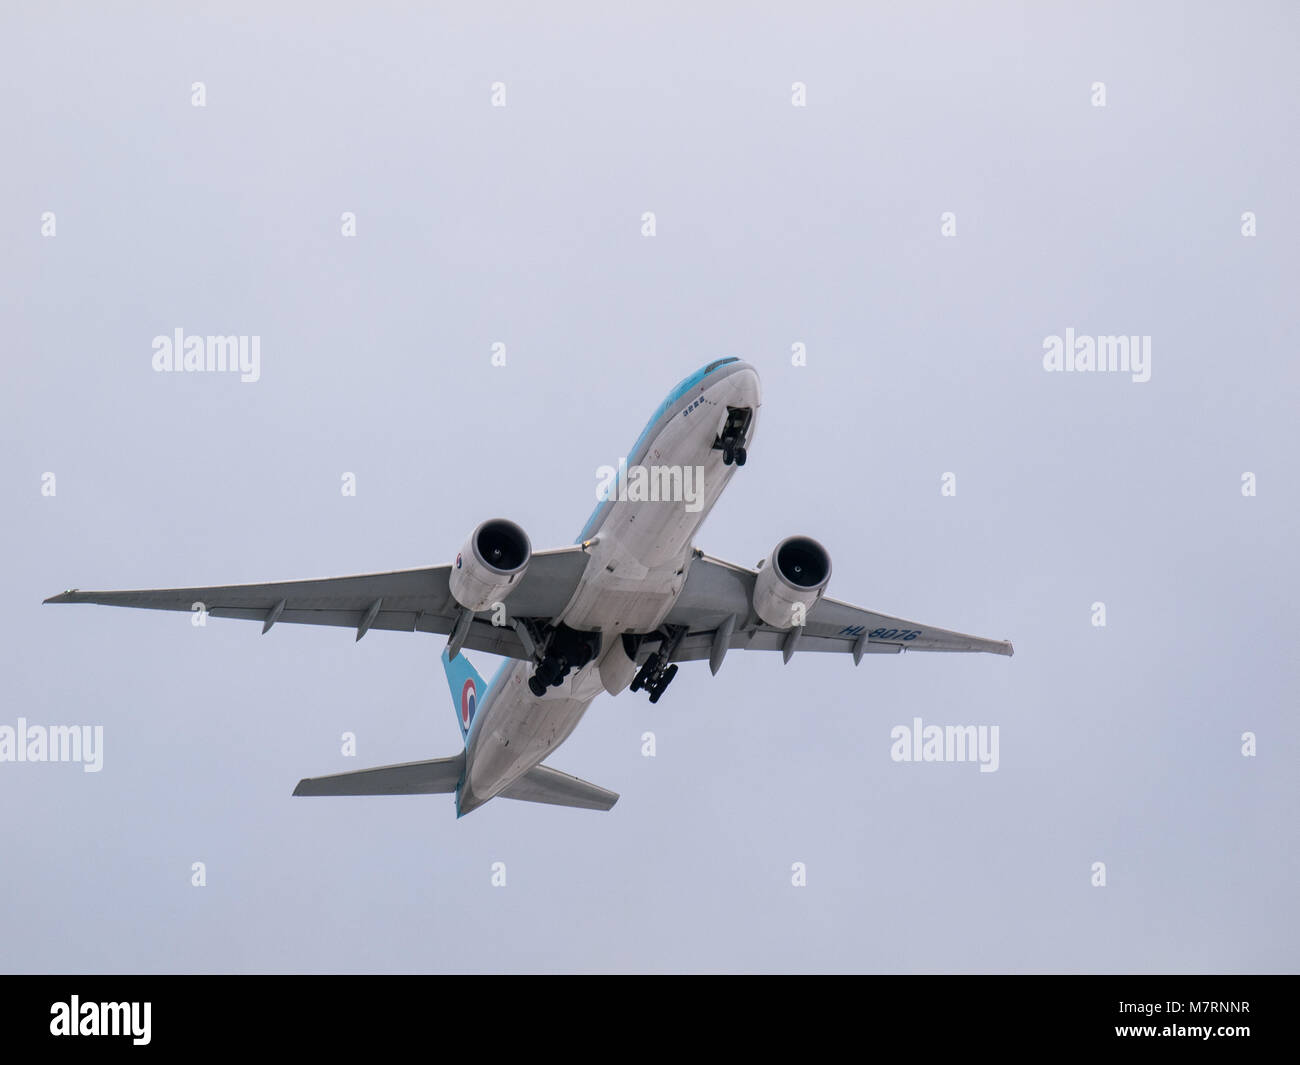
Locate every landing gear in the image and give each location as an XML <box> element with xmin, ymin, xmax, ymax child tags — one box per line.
<box><xmin>715</xmin><ymin>406</ymin><xmax>753</xmax><ymax>467</ymax></box>
<box><xmin>526</xmin><ymin>624</ymin><xmax>601</xmax><ymax>698</ymax></box>
<box><xmin>648</xmin><ymin>664</ymin><xmax>678</xmax><ymax>704</ymax></box>
<box><xmin>629</xmin><ymin>626</ymin><xmax>686</xmax><ymax>703</ymax></box>
<box><xmin>633</xmin><ymin>655</ymin><xmax>679</xmax><ymax>702</ymax></box>
<box><xmin>630</xmin><ymin>652</ymin><xmax>659</xmax><ymax>693</ymax></box>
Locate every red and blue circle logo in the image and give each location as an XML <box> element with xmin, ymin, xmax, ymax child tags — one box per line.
<box><xmin>460</xmin><ymin>679</ymin><xmax>476</xmax><ymax>730</ymax></box>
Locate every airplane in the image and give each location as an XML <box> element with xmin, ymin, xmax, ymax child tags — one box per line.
<box><xmin>45</xmin><ymin>357</ymin><xmax>1012</xmax><ymax>816</ymax></box>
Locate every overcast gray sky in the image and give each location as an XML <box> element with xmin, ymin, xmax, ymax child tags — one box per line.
<box><xmin>2</xmin><ymin>2</ymin><xmax>1297</xmax><ymax>973</ymax></box>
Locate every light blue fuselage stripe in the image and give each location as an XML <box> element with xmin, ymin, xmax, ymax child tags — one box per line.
<box><xmin>575</xmin><ymin>357</ymin><xmax>739</xmax><ymax>544</ymax></box>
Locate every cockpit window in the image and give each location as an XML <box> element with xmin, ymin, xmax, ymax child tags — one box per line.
<box><xmin>702</xmin><ymin>357</ymin><xmax>739</xmax><ymax>375</ymax></box>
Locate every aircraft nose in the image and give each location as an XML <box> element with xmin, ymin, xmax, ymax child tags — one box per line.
<box><xmin>725</xmin><ymin>362</ymin><xmax>761</xmax><ymax>407</ymax></box>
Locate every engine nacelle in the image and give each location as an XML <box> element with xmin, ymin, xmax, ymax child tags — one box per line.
<box><xmin>752</xmin><ymin>535</ymin><xmax>831</xmax><ymax>629</ymax></box>
<box><xmin>449</xmin><ymin>519</ymin><xmax>532</xmax><ymax>612</ymax></box>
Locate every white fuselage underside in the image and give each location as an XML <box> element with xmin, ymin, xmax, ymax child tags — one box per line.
<box><xmin>458</xmin><ymin>363</ymin><xmax>760</xmax><ymax>813</ymax></box>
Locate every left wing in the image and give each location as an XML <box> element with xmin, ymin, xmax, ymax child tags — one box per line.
<box><xmin>661</xmin><ymin>553</ymin><xmax>1013</xmax><ymax>663</ymax></box>
<box><xmin>44</xmin><ymin>546</ymin><xmax>592</xmax><ymax>660</ymax></box>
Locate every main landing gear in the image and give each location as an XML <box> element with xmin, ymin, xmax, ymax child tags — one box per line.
<box><xmin>627</xmin><ymin>626</ymin><xmax>686</xmax><ymax>704</ymax></box>
<box><xmin>527</xmin><ymin>624</ymin><xmax>600</xmax><ymax>698</ymax></box>
<box><xmin>714</xmin><ymin>406</ymin><xmax>753</xmax><ymax>467</ymax></box>
<box><xmin>630</xmin><ymin>654</ymin><xmax>679</xmax><ymax>704</ymax></box>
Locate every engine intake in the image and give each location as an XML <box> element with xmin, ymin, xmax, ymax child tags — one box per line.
<box><xmin>752</xmin><ymin>535</ymin><xmax>831</xmax><ymax>628</ymax></box>
<box><xmin>449</xmin><ymin>518</ymin><xmax>532</xmax><ymax>612</ymax></box>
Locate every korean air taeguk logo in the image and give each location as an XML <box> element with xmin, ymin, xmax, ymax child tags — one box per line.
<box><xmin>460</xmin><ymin>679</ymin><xmax>476</xmax><ymax>730</ymax></box>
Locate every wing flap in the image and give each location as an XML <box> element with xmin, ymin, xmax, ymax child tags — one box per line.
<box><xmin>671</xmin><ymin>629</ymin><xmax>903</xmax><ymax>661</ymax></box>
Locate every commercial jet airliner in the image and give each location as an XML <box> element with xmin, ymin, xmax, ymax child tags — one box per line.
<box><xmin>46</xmin><ymin>359</ymin><xmax>1012</xmax><ymax>815</ymax></box>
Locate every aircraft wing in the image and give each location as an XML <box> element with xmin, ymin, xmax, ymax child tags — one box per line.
<box><xmin>44</xmin><ymin>545</ymin><xmax>592</xmax><ymax>660</ymax></box>
<box><xmin>661</xmin><ymin>553</ymin><xmax>1013</xmax><ymax>663</ymax></box>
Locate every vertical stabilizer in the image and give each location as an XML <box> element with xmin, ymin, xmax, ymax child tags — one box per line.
<box><xmin>441</xmin><ymin>647</ymin><xmax>486</xmax><ymax>743</ymax></box>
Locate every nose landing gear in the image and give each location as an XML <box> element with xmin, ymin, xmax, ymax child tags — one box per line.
<box><xmin>714</xmin><ymin>406</ymin><xmax>753</xmax><ymax>467</ymax></box>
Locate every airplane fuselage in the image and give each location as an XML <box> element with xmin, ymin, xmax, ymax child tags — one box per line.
<box><xmin>457</xmin><ymin>359</ymin><xmax>761</xmax><ymax>814</ymax></box>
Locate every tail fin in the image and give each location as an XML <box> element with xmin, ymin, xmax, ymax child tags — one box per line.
<box><xmin>441</xmin><ymin>647</ymin><xmax>486</xmax><ymax>742</ymax></box>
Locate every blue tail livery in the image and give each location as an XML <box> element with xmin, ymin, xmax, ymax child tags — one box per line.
<box><xmin>442</xmin><ymin>647</ymin><xmax>485</xmax><ymax>742</ymax></box>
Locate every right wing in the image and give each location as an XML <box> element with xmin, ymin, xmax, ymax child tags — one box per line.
<box><xmin>44</xmin><ymin>546</ymin><xmax>592</xmax><ymax>660</ymax></box>
<box><xmin>662</xmin><ymin>553</ymin><xmax>1013</xmax><ymax>662</ymax></box>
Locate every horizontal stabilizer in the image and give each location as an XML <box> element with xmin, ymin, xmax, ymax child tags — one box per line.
<box><xmin>499</xmin><ymin>763</ymin><xmax>619</xmax><ymax>811</ymax></box>
<box><xmin>293</xmin><ymin>754</ymin><xmax>465</xmax><ymax>796</ymax></box>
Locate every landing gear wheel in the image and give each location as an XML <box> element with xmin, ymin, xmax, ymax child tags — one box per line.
<box><xmin>662</xmin><ymin>664</ymin><xmax>678</xmax><ymax>688</ymax></box>
<box><xmin>713</xmin><ymin>406</ymin><xmax>753</xmax><ymax>467</ymax></box>
<box><xmin>647</xmin><ymin>663</ymin><xmax>679</xmax><ymax>704</ymax></box>
<box><xmin>535</xmin><ymin>656</ymin><xmax>562</xmax><ymax>688</ymax></box>
<box><xmin>527</xmin><ymin>675</ymin><xmax>547</xmax><ymax>697</ymax></box>
<box><xmin>630</xmin><ymin>630</ymin><xmax>685</xmax><ymax>702</ymax></box>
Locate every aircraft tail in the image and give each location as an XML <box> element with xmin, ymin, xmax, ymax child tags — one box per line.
<box><xmin>294</xmin><ymin>651</ymin><xmax>616</xmax><ymax>812</ymax></box>
<box><xmin>292</xmin><ymin>755</ymin><xmax>617</xmax><ymax>812</ymax></box>
<box><xmin>441</xmin><ymin>647</ymin><xmax>486</xmax><ymax>743</ymax></box>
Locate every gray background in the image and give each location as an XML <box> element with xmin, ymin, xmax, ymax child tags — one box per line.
<box><xmin>2</xmin><ymin>2</ymin><xmax>1296</xmax><ymax>973</ymax></box>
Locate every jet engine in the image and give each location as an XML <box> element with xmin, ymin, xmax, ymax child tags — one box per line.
<box><xmin>752</xmin><ymin>535</ymin><xmax>831</xmax><ymax>628</ymax></box>
<box><xmin>449</xmin><ymin>519</ymin><xmax>532</xmax><ymax>612</ymax></box>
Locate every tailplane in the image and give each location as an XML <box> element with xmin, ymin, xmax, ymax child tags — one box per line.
<box><xmin>499</xmin><ymin>763</ymin><xmax>619</xmax><ymax>811</ymax></box>
<box><xmin>293</xmin><ymin>753</ymin><xmax>464</xmax><ymax>796</ymax></box>
<box><xmin>292</xmin><ymin>754</ymin><xmax>617</xmax><ymax>812</ymax></box>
